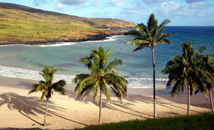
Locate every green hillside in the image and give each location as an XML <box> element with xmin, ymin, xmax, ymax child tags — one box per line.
<box><xmin>0</xmin><ymin>3</ymin><xmax>135</xmax><ymax>44</ymax></box>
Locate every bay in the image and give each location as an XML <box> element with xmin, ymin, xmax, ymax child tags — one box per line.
<box><xmin>0</xmin><ymin>26</ymin><xmax>213</xmax><ymax>90</ymax></box>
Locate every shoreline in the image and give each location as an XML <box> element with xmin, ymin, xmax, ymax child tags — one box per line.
<box><xmin>0</xmin><ymin>32</ymin><xmax>129</xmax><ymax>45</ymax></box>
<box><xmin>0</xmin><ymin>34</ymin><xmax>110</xmax><ymax>45</ymax></box>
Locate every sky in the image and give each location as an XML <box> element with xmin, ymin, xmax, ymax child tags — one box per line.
<box><xmin>0</xmin><ymin>0</ymin><xmax>214</xmax><ymax>26</ymax></box>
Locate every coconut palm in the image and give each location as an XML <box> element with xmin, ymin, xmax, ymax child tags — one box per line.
<box><xmin>29</xmin><ymin>66</ymin><xmax>66</xmax><ymax>126</ymax></box>
<box><xmin>195</xmin><ymin>55</ymin><xmax>214</xmax><ymax>112</ymax></box>
<box><xmin>126</xmin><ymin>13</ymin><xmax>173</xmax><ymax>118</ymax></box>
<box><xmin>162</xmin><ymin>40</ymin><xmax>210</xmax><ymax>115</ymax></box>
<box><xmin>74</xmin><ymin>46</ymin><xmax>128</xmax><ymax>125</ymax></box>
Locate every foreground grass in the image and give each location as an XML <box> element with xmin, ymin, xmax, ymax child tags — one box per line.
<box><xmin>75</xmin><ymin>112</ymin><xmax>214</xmax><ymax>130</ymax></box>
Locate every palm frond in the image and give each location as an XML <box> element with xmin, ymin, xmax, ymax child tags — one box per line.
<box><xmin>52</xmin><ymin>80</ymin><xmax>66</xmax><ymax>95</ymax></box>
<box><xmin>101</xmin><ymin>79</ymin><xmax>112</xmax><ymax>103</ymax></box>
<box><xmin>171</xmin><ymin>80</ymin><xmax>182</xmax><ymax>96</ymax></box>
<box><xmin>105</xmin><ymin>73</ymin><xmax>128</xmax><ymax>93</ymax></box>
<box><xmin>41</xmin><ymin>90</ymin><xmax>48</xmax><ymax>101</ymax></box>
<box><xmin>155</xmin><ymin>19</ymin><xmax>171</xmax><ymax>37</ymax></box>
<box><xmin>132</xmin><ymin>44</ymin><xmax>147</xmax><ymax>53</ymax></box>
<box><xmin>163</xmin><ymin>39</ymin><xmax>213</xmax><ymax>98</ymax></box>
<box><xmin>93</xmin><ymin>80</ymin><xmax>100</xmax><ymax>102</ymax></box>
<box><xmin>74</xmin><ymin>74</ymin><xmax>90</xmax><ymax>83</ymax></box>
<box><xmin>29</xmin><ymin>66</ymin><xmax>67</xmax><ymax>101</ymax></box>
<box><xmin>126</xmin><ymin>30</ymin><xmax>141</xmax><ymax>36</ymax></box>
<box><xmin>75</xmin><ymin>76</ymin><xmax>96</xmax><ymax>95</ymax></box>
<box><xmin>104</xmin><ymin>59</ymin><xmax>122</xmax><ymax>73</ymax></box>
<box><xmin>104</xmin><ymin>49</ymin><xmax>112</xmax><ymax>60</ymax></box>
<box><xmin>28</xmin><ymin>84</ymin><xmax>39</xmax><ymax>94</ymax></box>
<box><xmin>76</xmin><ymin>84</ymin><xmax>93</xmax><ymax>100</ymax></box>
<box><xmin>147</xmin><ymin>13</ymin><xmax>156</xmax><ymax>32</ymax></box>
<box><xmin>75</xmin><ymin>46</ymin><xmax>127</xmax><ymax>104</ymax></box>
<box><xmin>135</xmin><ymin>23</ymin><xmax>151</xmax><ymax>39</ymax></box>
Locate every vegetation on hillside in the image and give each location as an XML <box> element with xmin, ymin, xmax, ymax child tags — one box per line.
<box><xmin>0</xmin><ymin>3</ymin><xmax>135</xmax><ymax>44</ymax></box>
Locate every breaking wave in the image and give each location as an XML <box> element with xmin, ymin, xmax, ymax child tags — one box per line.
<box><xmin>0</xmin><ymin>65</ymin><xmax>167</xmax><ymax>88</ymax></box>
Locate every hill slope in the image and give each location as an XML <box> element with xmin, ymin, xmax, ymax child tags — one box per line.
<box><xmin>0</xmin><ymin>3</ymin><xmax>135</xmax><ymax>44</ymax></box>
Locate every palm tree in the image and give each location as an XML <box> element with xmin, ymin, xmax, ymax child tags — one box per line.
<box><xmin>29</xmin><ymin>66</ymin><xmax>66</xmax><ymax>126</ymax></box>
<box><xmin>126</xmin><ymin>13</ymin><xmax>173</xmax><ymax>118</ymax></box>
<box><xmin>195</xmin><ymin>55</ymin><xmax>214</xmax><ymax>112</ymax></box>
<box><xmin>162</xmin><ymin>40</ymin><xmax>210</xmax><ymax>115</ymax></box>
<box><xmin>74</xmin><ymin>46</ymin><xmax>128</xmax><ymax>125</ymax></box>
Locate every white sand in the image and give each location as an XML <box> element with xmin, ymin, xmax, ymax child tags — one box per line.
<box><xmin>0</xmin><ymin>83</ymin><xmax>211</xmax><ymax>129</ymax></box>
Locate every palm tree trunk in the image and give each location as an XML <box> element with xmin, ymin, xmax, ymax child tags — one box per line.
<box><xmin>187</xmin><ymin>85</ymin><xmax>190</xmax><ymax>115</ymax></box>
<box><xmin>99</xmin><ymin>88</ymin><xmax>102</xmax><ymax>125</ymax></box>
<box><xmin>209</xmin><ymin>91</ymin><xmax>214</xmax><ymax>112</ymax></box>
<box><xmin>152</xmin><ymin>46</ymin><xmax>156</xmax><ymax>119</ymax></box>
<box><xmin>44</xmin><ymin>98</ymin><xmax>48</xmax><ymax>126</ymax></box>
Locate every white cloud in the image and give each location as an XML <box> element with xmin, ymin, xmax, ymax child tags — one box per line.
<box><xmin>158</xmin><ymin>1</ymin><xmax>213</xmax><ymax>17</ymax></box>
<box><xmin>158</xmin><ymin>1</ymin><xmax>180</xmax><ymax>15</ymax></box>
<box><xmin>55</xmin><ymin>2</ymin><xmax>67</xmax><ymax>11</ymax></box>
<box><xmin>59</xmin><ymin>0</ymin><xmax>91</xmax><ymax>6</ymax></box>
<box><xmin>110</xmin><ymin>0</ymin><xmax>124</xmax><ymax>7</ymax></box>
<box><xmin>58</xmin><ymin>0</ymin><xmax>101</xmax><ymax>7</ymax></box>
<box><xmin>186</xmin><ymin>0</ymin><xmax>210</xmax><ymax>3</ymax></box>
<box><xmin>93</xmin><ymin>0</ymin><xmax>100</xmax><ymax>6</ymax></box>
<box><xmin>123</xmin><ymin>6</ymin><xmax>142</xmax><ymax>14</ymax></box>
<box><xmin>33</xmin><ymin>0</ymin><xmax>48</xmax><ymax>6</ymax></box>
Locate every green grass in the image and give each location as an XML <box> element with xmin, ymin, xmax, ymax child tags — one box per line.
<box><xmin>75</xmin><ymin>113</ymin><xmax>214</xmax><ymax>130</ymax></box>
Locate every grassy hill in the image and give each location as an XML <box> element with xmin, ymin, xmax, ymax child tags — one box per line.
<box><xmin>0</xmin><ymin>3</ymin><xmax>135</xmax><ymax>44</ymax></box>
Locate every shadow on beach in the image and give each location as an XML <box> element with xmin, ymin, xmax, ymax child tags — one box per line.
<box><xmin>157</xmin><ymin>87</ymin><xmax>212</xmax><ymax>110</ymax></box>
<box><xmin>0</xmin><ymin>92</ymin><xmax>87</xmax><ymax>127</ymax></box>
<box><xmin>68</xmin><ymin>85</ymin><xmax>213</xmax><ymax>119</ymax></box>
<box><xmin>159</xmin><ymin>93</ymin><xmax>213</xmax><ymax>110</ymax></box>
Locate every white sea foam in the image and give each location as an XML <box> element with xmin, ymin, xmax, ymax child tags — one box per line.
<box><xmin>0</xmin><ymin>36</ymin><xmax>118</xmax><ymax>48</ymax></box>
<box><xmin>0</xmin><ymin>65</ymin><xmax>167</xmax><ymax>88</ymax></box>
<box><xmin>80</xmin><ymin>36</ymin><xmax>116</xmax><ymax>43</ymax></box>
<box><xmin>127</xmin><ymin>78</ymin><xmax>168</xmax><ymax>88</ymax></box>
<box><xmin>37</xmin><ymin>36</ymin><xmax>117</xmax><ymax>47</ymax></box>
<box><xmin>38</xmin><ymin>42</ymin><xmax>78</xmax><ymax>47</ymax></box>
<box><xmin>0</xmin><ymin>65</ymin><xmax>75</xmax><ymax>83</ymax></box>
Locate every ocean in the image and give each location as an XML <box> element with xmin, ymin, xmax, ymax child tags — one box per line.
<box><xmin>0</xmin><ymin>26</ymin><xmax>213</xmax><ymax>92</ymax></box>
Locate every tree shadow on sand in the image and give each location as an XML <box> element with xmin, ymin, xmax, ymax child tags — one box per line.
<box><xmin>70</xmin><ymin>91</ymin><xmax>204</xmax><ymax>119</ymax></box>
<box><xmin>70</xmin><ymin>93</ymin><xmax>153</xmax><ymax>119</ymax></box>
<box><xmin>0</xmin><ymin>92</ymin><xmax>87</xmax><ymax>126</ymax></box>
<box><xmin>159</xmin><ymin>93</ymin><xmax>213</xmax><ymax>111</ymax></box>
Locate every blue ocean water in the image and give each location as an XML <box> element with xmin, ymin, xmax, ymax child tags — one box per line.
<box><xmin>0</xmin><ymin>26</ymin><xmax>213</xmax><ymax>89</ymax></box>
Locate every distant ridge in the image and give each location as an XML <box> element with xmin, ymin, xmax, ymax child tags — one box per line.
<box><xmin>0</xmin><ymin>3</ymin><xmax>135</xmax><ymax>44</ymax></box>
<box><xmin>0</xmin><ymin>3</ymin><xmax>76</xmax><ymax>17</ymax></box>
<box><xmin>0</xmin><ymin>3</ymin><xmax>135</xmax><ymax>28</ymax></box>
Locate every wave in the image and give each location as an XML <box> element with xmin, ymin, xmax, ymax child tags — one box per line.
<box><xmin>38</xmin><ymin>42</ymin><xmax>78</xmax><ymax>47</ymax></box>
<box><xmin>36</xmin><ymin>36</ymin><xmax>116</xmax><ymax>47</ymax></box>
<box><xmin>24</xmin><ymin>58</ymin><xmax>46</xmax><ymax>68</ymax></box>
<box><xmin>127</xmin><ymin>78</ymin><xmax>168</xmax><ymax>88</ymax></box>
<box><xmin>0</xmin><ymin>65</ymin><xmax>167</xmax><ymax>88</ymax></box>
<box><xmin>0</xmin><ymin>65</ymin><xmax>75</xmax><ymax>83</ymax></box>
<box><xmin>80</xmin><ymin>36</ymin><xmax>116</xmax><ymax>43</ymax></box>
<box><xmin>0</xmin><ymin>36</ymin><xmax>118</xmax><ymax>48</ymax></box>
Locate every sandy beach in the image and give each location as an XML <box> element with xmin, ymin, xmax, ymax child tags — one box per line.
<box><xmin>0</xmin><ymin>77</ymin><xmax>211</xmax><ymax>130</ymax></box>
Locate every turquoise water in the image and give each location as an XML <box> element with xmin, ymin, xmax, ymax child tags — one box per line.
<box><xmin>0</xmin><ymin>26</ymin><xmax>213</xmax><ymax>89</ymax></box>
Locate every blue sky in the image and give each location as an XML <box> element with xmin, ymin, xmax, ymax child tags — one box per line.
<box><xmin>1</xmin><ymin>0</ymin><xmax>214</xmax><ymax>26</ymax></box>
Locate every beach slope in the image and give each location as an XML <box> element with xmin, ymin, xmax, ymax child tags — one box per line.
<box><xmin>0</xmin><ymin>81</ymin><xmax>211</xmax><ymax>129</ymax></box>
